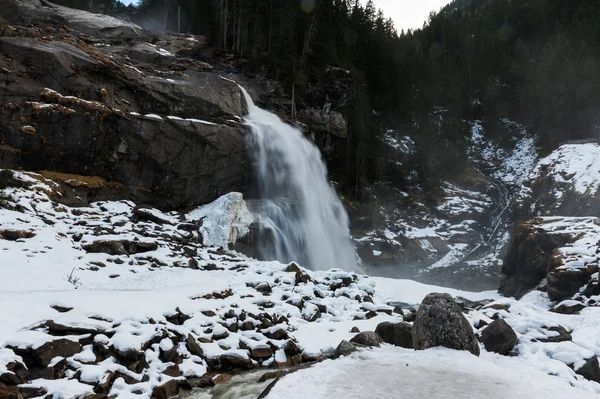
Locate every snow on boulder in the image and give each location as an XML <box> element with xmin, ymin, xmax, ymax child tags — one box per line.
<box><xmin>186</xmin><ymin>192</ymin><xmax>254</xmax><ymax>248</ymax></box>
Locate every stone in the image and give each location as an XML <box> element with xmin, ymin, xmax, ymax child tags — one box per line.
<box><xmin>349</xmin><ymin>331</ymin><xmax>383</xmax><ymax>347</ymax></box>
<box><xmin>574</xmin><ymin>356</ymin><xmax>600</xmax><ymax>383</ymax></box>
<box><xmin>375</xmin><ymin>322</ymin><xmax>413</xmax><ymax>349</ymax></box>
<box><xmin>412</xmin><ymin>293</ymin><xmax>480</xmax><ymax>356</ymax></box>
<box><xmin>151</xmin><ymin>379</ymin><xmax>179</xmax><ymax>399</ymax></box>
<box><xmin>550</xmin><ymin>300</ymin><xmax>586</xmax><ymax>315</ymax></box>
<box><xmin>250</xmin><ymin>345</ymin><xmax>273</xmax><ymax>360</ymax></box>
<box><xmin>82</xmin><ymin>240</ymin><xmax>157</xmax><ymax>255</ymax></box>
<box><xmin>284</xmin><ymin>340</ymin><xmax>300</xmax><ymax>357</ymax></box>
<box><xmin>162</xmin><ymin>364</ymin><xmax>180</xmax><ymax>377</ymax></box>
<box><xmin>480</xmin><ymin>319</ymin><xmax>518</xmax><ymax>355</ymax></box>
<box><xmin>11</xmin><ymin>339</ymin><xmax>82</xmax><ymax>368</ymax></box>
<box><xmin>220</xmin><ymin>354</ymin><xmax>255</xmax><ymax>370</ymax></box>
<box><xmin>334</xmin><ymin>340</ymin><xmax>359</xmax><ymax>358</ymax></box>
<box><xmin>186</xmin><ymin>334</ymin><xmax>204</xmax><ymax>358</ymax></box>
<box><xmin>258</xmin><ymin>371</ymin><xmax>282</xmax><ymax>382</ymax></box>
<box><xmin>539</xmin><ymin>326</ymin><xmax>572</xmax><ymax>343</ymax></box>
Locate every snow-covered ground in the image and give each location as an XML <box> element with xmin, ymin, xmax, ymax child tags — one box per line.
<box><xmin>267</xmin><ymin>345</ymin><xmax>598</xmax><ymax>399</ymax></box>
<box><xmin>1</xmin><ymin>171</ymin><xmax>599</xmax><ymax>398</ymax></box>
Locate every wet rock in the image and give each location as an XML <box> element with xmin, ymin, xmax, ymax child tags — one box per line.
<box><xmin>258</xmin><ymin>371</ymin><xmax>282</xmax><ymax>382</ymax></box>
<box><xmin>480</xmin><ymin>319</ymin><xmax>518</xmax><ymax>355</ymax></box>
<box><xmin>412</xmin><ymin>293</ymin><xmax>480</xmax><ymax>356</ymax></box>
<box><xmin>375</xmin><ymin>322</ymin><xmax>413</xmax><ymax>349</ymax></box>
<box><xmin>250</xmin><ymin>345</ymin><xmax>273</xmax><ymax>360</ymax></box>
<box><xmin>220</xmin><ymin>354</ymin><xmax>255</xmax><ymax>370</ymax></box>
<box><xmin>82</xmin><ymin>240</ymin><xmax>157</xmax><ymax>255</ymax></box>
<box><xmin>349</xmin><ymin>332</ymin><xmax>382</xmax><ymax>347</ymax></box>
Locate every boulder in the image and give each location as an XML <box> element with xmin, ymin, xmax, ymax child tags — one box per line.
<box><xmin>11</xmin><ymin>339</ymin><xmax>82</xmax><ymax>368</ymax></box>
<box><xmin>186</xmin><ymin>334</ymin><xmax>204</xmax><ymax>358</ymax></box>
<box><xmin>480</xmin><ymin>319</ymin><xmax>518</xmax><ymax>355</ymax></box>
<box><xmin>349</xmin><ymin>331</ymin><xmax>383</xmax><ymax>347</ymax></box>
<box><xmin>412</xmin><ymin>293</ymin><xmax>480</xmax><ymax>356</ymax></box>
<box><xmin>151</xmin><ymin>379</ymin><xmax>180</xmax><ymax>399</ymax></box>
<box><xmin>219</xmin><ymin>354</ymin><xmax>255</xmax><ymax>370</ymax></box>
<box><xmin>334</xmin><ymin>340</ymin><xmax>358</xmax><ymax>358</ymax></box>
<box><xmin>250</xmin><ymin>345</ymin><xmax>273</xmax><ymax>360</ymax></box>
<box><xmin>374</xmin><ymin>322</ymin><xmax>413</xmax><ymax>349</ymax></box>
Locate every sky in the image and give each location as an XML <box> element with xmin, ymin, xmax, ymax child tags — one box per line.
<box><xmin>370</xmin><ymin>0</ymin><xmax>453</xmax><ymax>31</ymax></box>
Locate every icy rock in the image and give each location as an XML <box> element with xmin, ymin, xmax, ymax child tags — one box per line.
<box><xmin>186</xmin><ymin>192</ymin><xmax>254</xmax><ymax>248</ymax></box>
<box><xmin>412</xmin><ymin>293</ymin><xmax>480</xmax><ymax>356</ymax></box>
<box><xmin>480</xmin><ymin>319</ymin><xmax>517</xmax><ymax>355</ymax></box>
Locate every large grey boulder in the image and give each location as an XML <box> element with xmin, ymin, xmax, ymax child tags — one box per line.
<box><xmin>412</xmin><ymin>293</ymin><xmax>480</xmax><ymax>356</ymax></box>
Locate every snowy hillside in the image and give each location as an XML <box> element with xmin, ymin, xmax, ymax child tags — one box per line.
<box><xmin>518</xmin><ymin>143</ymin><xmax>600</xmax><ymax>216</ymax></box>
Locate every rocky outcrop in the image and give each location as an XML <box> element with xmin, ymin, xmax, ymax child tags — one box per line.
<box><xmin>412</xmin><ymin>293</ymin><xmax>480</xmax><ymax>356</ymax></box>
<box><xmin>499</xmin><ymin>217</ymin><xmax>600</xmax><ymax>308</ymax></box>
<box><xmin>499</xmin><ymin>219</ymin><xmax>568</xmax><ymax>298</ymax></box>
<box><xmin>0</xmin><ymin>0</ymin><xmax>155</xmax><ymax>41</ymax></box>
<box><xmin>0</xmin><ymin>3</ymin><xmax>248</xmax><ymax>210</ymax></box>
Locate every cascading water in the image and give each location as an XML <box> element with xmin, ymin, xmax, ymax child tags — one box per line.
<box><xmin>240</xmin><ymin>87</ymin><xmax>360</xmax><ymax>273</ymax></box>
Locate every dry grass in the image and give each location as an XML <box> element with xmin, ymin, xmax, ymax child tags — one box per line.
<box><xmin>39</xmin><ymin>170</ymin><xmax>107</xmax><ymax>189</ymax></box>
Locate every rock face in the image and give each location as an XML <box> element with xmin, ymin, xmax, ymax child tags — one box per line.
<box><xmin>0</xmin><ymin>2</ymin><xmax>248</xmax><ymax>210</ymax></box>
<box><xmin>375</xmin><ymin>322</ymin><xmax>413</xmax><ymax>349</ymax></box>
<box><xmin>412</xmin><ymin>293</ymin><xmax>480</xmax><ymax>356</ymax></box>
<box><xmin>480</xmin><ymin>319</ymin><xmax>518</xmax><ymax>355</ymax></box>
<box><xmin>500</xmin><ymin>217</ymin><xmax>600</xmax><ymax>307</ymax></box>
<box><xmin>1</xmin><ymin>0</ymin><xmax>155</xmax><ymax>41</ymax></box>
<box><xmin>499</xmin><ymin>219</ymin><xmax>567</xmax><ymax>298</ymax></box>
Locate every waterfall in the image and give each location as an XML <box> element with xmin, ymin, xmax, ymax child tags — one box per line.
<box><xmin>241</xmin><ymin>87</ymin><xmax>360</xmax><ymax>273</ymax></box>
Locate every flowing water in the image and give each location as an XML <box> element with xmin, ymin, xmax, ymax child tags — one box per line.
<box><xmin>241</xmin><ymin>87</ymin><xmax>360</xmax><ymax>273</ymax></box>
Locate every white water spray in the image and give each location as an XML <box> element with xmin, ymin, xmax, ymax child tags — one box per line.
<box><xmin>241</xmin><ymin>87</ymin><xmax>359</xmax><ymax>272</ymax></box>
